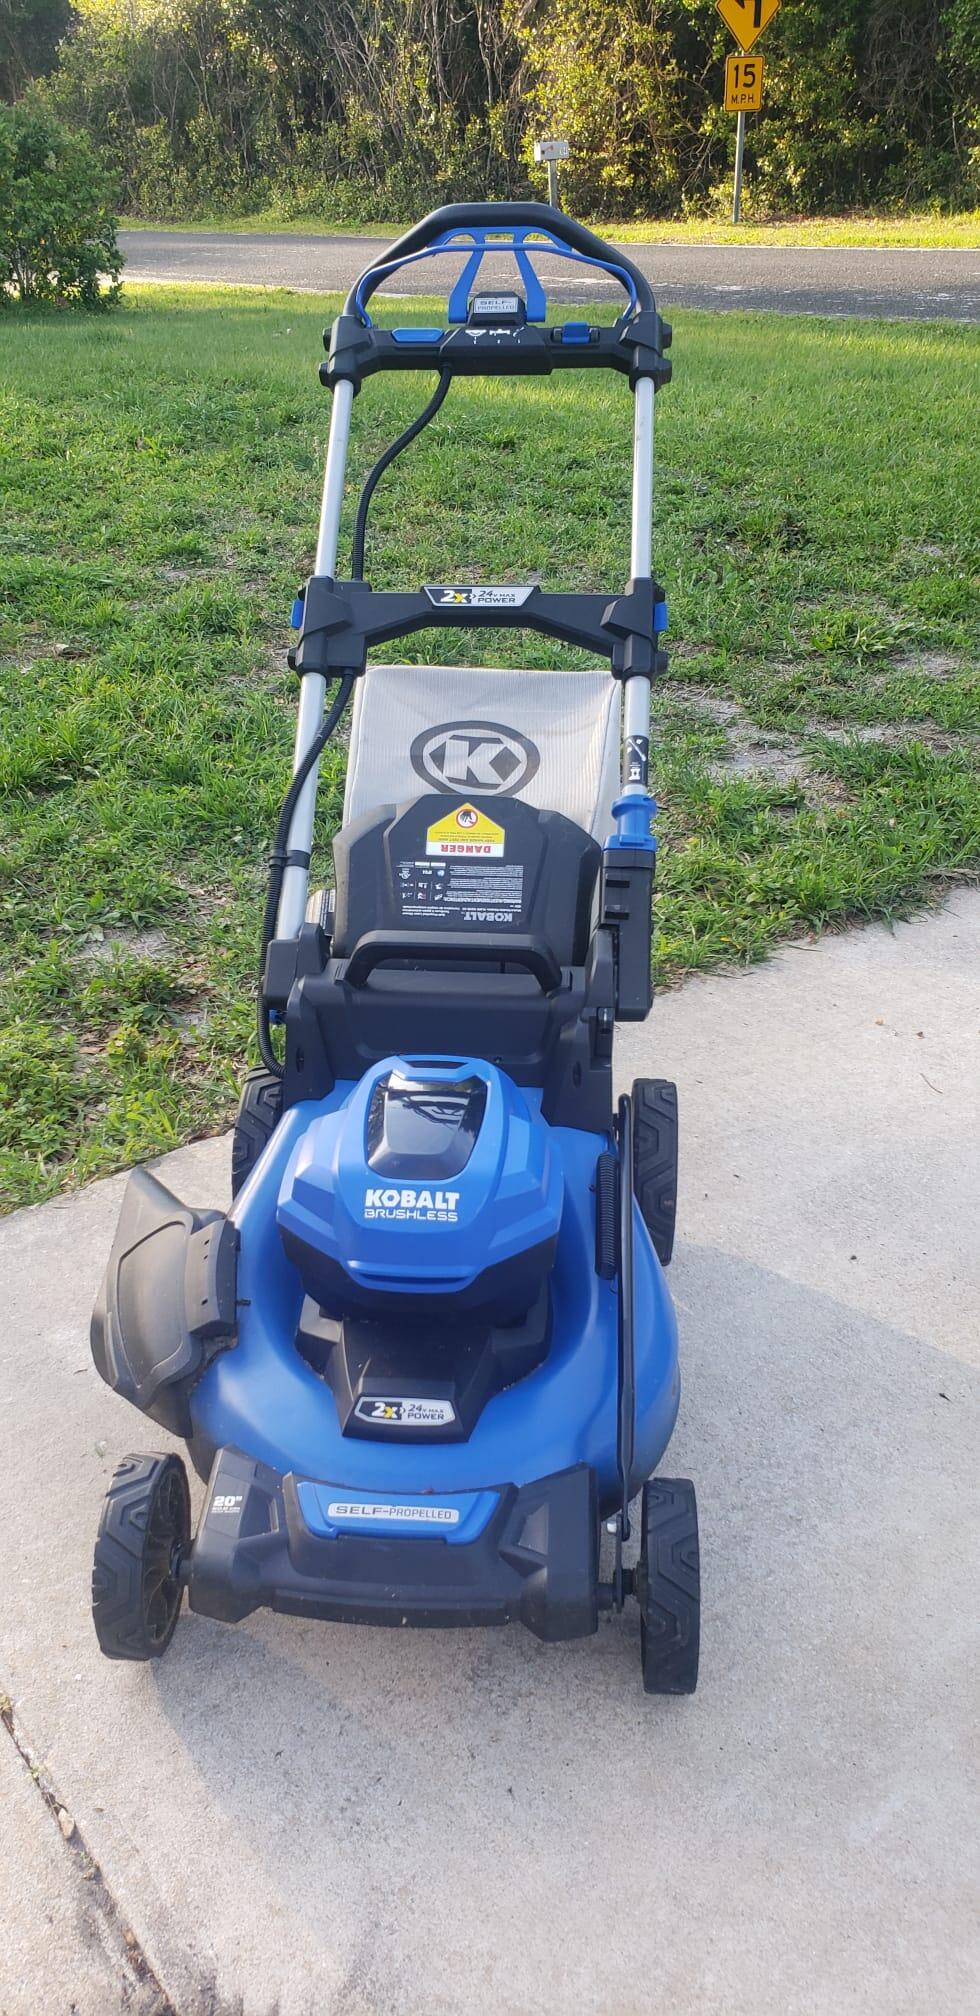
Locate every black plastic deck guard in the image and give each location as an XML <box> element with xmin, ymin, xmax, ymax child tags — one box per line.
<box><xmin>600</xmin><ymin>848</ymin><xmax>655</xmax><ymax>1021</ymax></box>
<box><xmin>91</xmin><ymin>1167</ymin><xmax>238</xmax><ymax>1438</ymax></box>
<box><xmin>187</xmin><ymin>1446</ymin><xmax>599</xmax><ymax>1642</ymax></box>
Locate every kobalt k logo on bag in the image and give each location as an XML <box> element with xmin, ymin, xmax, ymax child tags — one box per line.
<box><xmin>410</xmin><ymin>719</ymin><xmax>540</xmax><ymax>796</ymax></box>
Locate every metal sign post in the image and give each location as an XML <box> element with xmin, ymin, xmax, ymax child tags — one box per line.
<box><xmin>724</xmin><ymin>53</ymin><xmax>765</xmax><ymax>220</ymax></box>
<box><xmin>716</xmin><ymin>0</ymin><xmax>781</xmax><ymax>222</ymax></box>
<box><xmin>533</xmin><ymin>137</ymin><xmax>570</xmax><ymax>210</ymax></box>
<box><xmin>732</xmin><ymin>111</ymin><xmax>746</xmax><ymax>224</ymax></box>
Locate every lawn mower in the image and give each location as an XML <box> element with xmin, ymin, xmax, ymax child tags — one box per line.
<box><xmin>89</xmin><ymin>203</ymin><xmax>700</xmax><ymax>1693</ymax></box>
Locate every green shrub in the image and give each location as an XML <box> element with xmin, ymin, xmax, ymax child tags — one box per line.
<box><xmin>0</xmin><ymin>100</ymin><xmax>122</xmax><ymax>308</ymax></box>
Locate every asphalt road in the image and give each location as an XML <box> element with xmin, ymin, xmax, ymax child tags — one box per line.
<box><xmin>2</xmin><ymin>893</ymin><xmax>978</xmax><ymax>2016</ymax></box>
<box><xmin>118</xmin><ymin>227</ymin><xmax>980</xmax><ymax>319</ymax></box>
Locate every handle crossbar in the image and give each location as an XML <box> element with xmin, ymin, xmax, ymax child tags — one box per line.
<box><xmin>344</xmin><ymin>201</ymin><xmax>655</xmax><ymax>324</ymax></box>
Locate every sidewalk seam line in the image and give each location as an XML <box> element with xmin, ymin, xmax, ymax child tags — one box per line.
<box><xmin>0</xmin><ymin>1687</ymin><xmax>178</xmax><ymax>2016</ymax></box>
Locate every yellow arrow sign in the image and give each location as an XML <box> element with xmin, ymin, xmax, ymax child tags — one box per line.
<box><xmin>716</xmin><ymin>0</ymin><xmax>781</xmax><ymax>54</ymax></box>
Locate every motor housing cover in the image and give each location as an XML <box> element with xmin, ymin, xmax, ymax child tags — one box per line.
<box><xmin>277</xmin><ymin>1055</ymin><xmax>563</xmax><ymax>1319</ymax></box>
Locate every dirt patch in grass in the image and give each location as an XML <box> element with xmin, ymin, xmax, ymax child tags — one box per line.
<box><xmin>890</xmin><ymin>652</ymin><xmax>963</xmax><ymax>680</ymax></box>
<box><xmin>79</xmin><ymin>927</ymin><xmax>172</xmax><ymax>966</ymax></box>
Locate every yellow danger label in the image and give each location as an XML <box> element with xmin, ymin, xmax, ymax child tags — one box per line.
<box><xmin>425</xmin><ymin>803</ymin><xmax>505</xmax><ymax>858</ymax></box>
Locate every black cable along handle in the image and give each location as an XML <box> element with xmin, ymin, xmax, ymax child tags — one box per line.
<box><xmin>343</xmin><ymin>201</ymin><xmax>656</xmax><ymax>320</ymax></box>
<box><xmin>616</xmin><ymin>1091</ymin><xmax>636</xmax><ymax>1548</ymax></box>
<box><xmin>344</xmin><ymin>930</ymin><xmax>562</xmax><ymax>994</ymax></box>
<box><xmin>351</xmin><ymin>370</ymin><xmax>452</xmax><ymax>579</ymax></box>
<box><xmin>256</xmin><ymin>672</ymin><xmax>356</xmax><ymax>1078</ymax></box>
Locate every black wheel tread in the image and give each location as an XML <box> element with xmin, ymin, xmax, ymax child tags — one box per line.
<box><xmin>632</xmin><ymin>1077</ymin><xmax>678</xmax><ymax>1266</ymax></box>
<box><xmin>92</xmin><ymin>1454</ymin><xmax>189</xmax><ymax>1662</ymax></box>
<box><xmin>231</xmin><ymin>1067</ymin><xmax>283</xmax><ymax>1196</ymax></box>
<box><xmin>638</xmin><ymin>1476</ymin><xmax>700</xmax><ymax>1695</ymax></box>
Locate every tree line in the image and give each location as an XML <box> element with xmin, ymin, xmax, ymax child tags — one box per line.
<box><xmin>3</xmin><ymin>0</ymin><xmax>978</xmax><ymax>219</ymax></box>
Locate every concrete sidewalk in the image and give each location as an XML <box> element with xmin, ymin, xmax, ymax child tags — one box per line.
<box><xmin>1</xmin><ymin>895</ymin><xmax>978</xmax><ymax>2016</ymax></box>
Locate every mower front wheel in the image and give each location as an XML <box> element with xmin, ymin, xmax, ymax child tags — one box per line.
<box><xmin>92</xmin><ymin>1454</ymin><xmax>190</xmax><ymax>1661</ymax></box>
<box><xmin>636</xmin><ymin>1477</ymin><xmax>700</xmax><ymax>1695</ymax></box>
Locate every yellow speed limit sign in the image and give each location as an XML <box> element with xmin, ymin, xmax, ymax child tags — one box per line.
<box><xmin>716</xmin><ymin>0</ymin><xmax>781</xmax><ymax>54</ymax></box>
<box><xmin>724</xmin><ymin>52</ymin><xmax>764</xmax><ymax>112</ymax></box>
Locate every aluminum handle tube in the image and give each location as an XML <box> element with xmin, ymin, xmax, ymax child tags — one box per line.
<box><xmin>277</xmin><ymin>379</ymin><xmax>356</xmax><ymax>939</ymax></box>
<box><xmin>314</xmin><ymin>378</ymin><xmax>355</xmax><ymax>577</ymax></box>
<box><xmin>629</xmin><ymin>375</ymin><xmax>655</xmax><ymax>582</ymax></box>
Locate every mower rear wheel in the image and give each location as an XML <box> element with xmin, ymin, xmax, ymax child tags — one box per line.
<box><xmin>637</xmin><ymin>1477</ymin><xmax>700</xmax><ymax>1695</ymax></box>
<box><xmin>92</xmin><ymin>1454</ymin><xmax>190</xmax><ymax>1661</ymax></box>
<box><xmin>231</xmin><ymin>1067</ymin><xmax>283</xmax><ymax>1197</ymax></box>
<box><xmin>631</xmin><ymin>1077</ymin><xmax>678</xmax><ymax>1266</ymax></box>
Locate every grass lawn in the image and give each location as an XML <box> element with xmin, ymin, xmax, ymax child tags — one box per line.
<box><xmin>121</xmin><ymin>211</ymin><xmax>980</xmax><ymax>249</ymax></box>
<box><xmin>610</xmin><ymin>212</ymin><xmax>980</xmax><ymax>248</ymax></box>
<box><xmin>1</xmin><ymin>286</ymin><xmax>977</xmax><ymax>1209</ymax></box>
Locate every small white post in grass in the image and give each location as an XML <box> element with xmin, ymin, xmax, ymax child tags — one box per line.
<box><xmin>533</xmin><ymin>138</ymin><xmax>570</xmax><ymax>211</ymax></box>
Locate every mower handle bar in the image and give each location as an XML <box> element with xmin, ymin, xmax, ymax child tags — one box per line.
<box><xmin>344</xmin><ymin>930</ymin><xmax>562</xmax><ymax>994</ymax></box>
<box><xmin>274</xmin><ymin>202</ymin><xmax>662</xmax><ymax>942</ymax></box>
<box><xmin>343</xmin><ymin>202</ymin><xmax>655</xmax><ymax>322</ymax></box>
